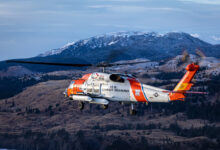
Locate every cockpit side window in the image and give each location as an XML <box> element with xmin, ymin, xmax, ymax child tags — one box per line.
<box><xmin>109</xmin><ymin>74</ymin><xmax>125</xmax><ymax>83</ymax></box>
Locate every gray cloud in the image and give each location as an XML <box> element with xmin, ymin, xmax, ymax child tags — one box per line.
<box><xmin>0</xmin><ymin>0</ymin><xmax>220</xmax><ymax>60</ymax></box>
<box><xmin>212</xmin><ymin>36</ymin><xmax>220</xmax><ymax>41</ymax></box>
<box><xmin>88</xmin><ymin>5</ymin><xmax>179</xmax><ymax>12</ymax></box>
<box><xmin>178</xmin><ymin>0</ymin><xmax>220</xmax><ymax>5</ymax></box>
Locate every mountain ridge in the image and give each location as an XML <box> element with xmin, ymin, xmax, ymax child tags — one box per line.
<box><xmin>39</xmin><ymin>32</ymin><xmax>214</xmax><ymax>63</ymax></box>
<box><xmin>39</xmin><ymin>31</ymin><xmax>211</xmax><ymax>58</ymax></box>
<box><xmin>1</xmin><ymin>31</ymin><xmax>220</xmax><ymax>73</ymax></box>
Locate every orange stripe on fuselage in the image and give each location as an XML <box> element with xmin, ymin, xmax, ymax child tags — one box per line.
<box><xmin>82</xmin><ymin>73</ymin><xmax>92</xmax><ymax>80</ymax></box>
<box><xmin>128</xmin><ymin>79</ymin><xmax>147</xmax><ymax>102</ymax></box>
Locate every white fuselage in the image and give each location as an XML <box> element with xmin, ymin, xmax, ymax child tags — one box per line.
<box><xmin>72</xmin><ymin>72</ymin><xmax>170</xmax><ymax>104</ymax></box>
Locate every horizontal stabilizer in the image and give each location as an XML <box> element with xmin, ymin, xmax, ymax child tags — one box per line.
<box><xmin>163</xmin><ymin>90</ymin><xmax>208</xmax><ymax>94</ymax></box>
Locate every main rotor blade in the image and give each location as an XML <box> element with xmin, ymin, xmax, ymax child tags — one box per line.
<box><xmin>6</xmin><ymin>60</ymin><xmax>93</xmax><ymax>67</ymax></box>
<box><xmin>6</xmin><ymin>59</ymin><xmax>151</xmax><ymax>68</ymax></box>
<box><xmin>105</xmin><ymin>49</ymin><xmax>125</xmax><ymax>63</ymax></box>
<box><xmin>96</xmin><ymin>60</ymin><xmax>151</xmax><ymax>67</ymax></box>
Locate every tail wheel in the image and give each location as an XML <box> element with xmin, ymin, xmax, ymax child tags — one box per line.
<box><xmin>130</xmin><ymin>103</ymin><xmax>137</xmax><ymax>115</ymax></box>
<box><xmin>78</xmin><ymin>102</ymin><xmax>84</xmax><ymax>110</ymax></box>
<box><xmin>102</xmin><ymin>104</ymin><xmax>108</xmax><ymax>109</ymax></box>
<box><xmin>130</xmin><ymin>109</ymin><xmax>137</xmax><ymax>115</ymax></box>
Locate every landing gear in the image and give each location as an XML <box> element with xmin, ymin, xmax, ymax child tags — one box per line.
<box><xmin>102</xmin><ymin>104</ymin><xmax>108</xmax><ymax>109</ymax></box>
<box><xmin>130</xmin><ymin>103</ymin><xmax>137</xmax><ymax>115</ymax></box>
<box><xmin>119</xmin><ymin>102</ymin><xmax>124</xmax><ymax>105</ymax></box>
<box><xmin>78</xmin><ymin>102</ymin><xmax>84</xmax><ymax>110</ymax></box>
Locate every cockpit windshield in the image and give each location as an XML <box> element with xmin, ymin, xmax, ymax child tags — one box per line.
<box><xmin>68</xmin><ymin>81</ymin><xmax>75</xmax><ymax>89</ymax></box>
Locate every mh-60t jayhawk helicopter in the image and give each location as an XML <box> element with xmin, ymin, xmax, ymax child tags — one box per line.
<box><xmin>7</xmin><ymin>54</ymin><xmax>206</xmax><ymax>115</ymax></box>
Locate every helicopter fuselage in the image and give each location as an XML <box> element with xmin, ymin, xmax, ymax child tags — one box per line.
<box><xmin>65</xmin><ymin>72</ymin><xmax>170</xmax><ymax>105</ymax></box>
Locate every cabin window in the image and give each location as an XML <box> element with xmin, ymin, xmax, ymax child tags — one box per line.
<box><xmin>109</xmin><ymin>74</ymin><xmax>125</xmax><ymax>83</ymax></box>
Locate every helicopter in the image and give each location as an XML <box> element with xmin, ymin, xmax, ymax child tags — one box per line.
<box><xmin>6</xmin><ymin>54</ymin><xmax>207</xmax><ymax>115</ymax></box>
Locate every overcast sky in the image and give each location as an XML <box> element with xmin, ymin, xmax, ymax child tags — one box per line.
<box><xmin>0</xmin><ymin>0</ymin><xmax>220</xmax><ymax>61</ymax></box>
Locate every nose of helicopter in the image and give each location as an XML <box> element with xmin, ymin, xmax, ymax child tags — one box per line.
<box><xmin>64</xmin><ymin>81</ymin><xmax>75</xmax><ymax>97</ymax></box>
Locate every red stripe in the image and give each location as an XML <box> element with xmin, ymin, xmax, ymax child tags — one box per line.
<box><xmin>128</xmin><ymin>79</ymin><xmax>147</xmax><ymax>102</ymax></box>
<box><xmin>81</xmin><ymin>73</ymin><xmax>92</xmax><ymax>80</ymax></box>
<box><xmin>73</xmin><ymin>79</ymin><xmax>85</xmax><ymax>94</ymax></box>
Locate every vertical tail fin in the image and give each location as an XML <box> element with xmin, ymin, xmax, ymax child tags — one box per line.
<box><xmin>169</xmin><ymin>63</ymin><xmax>200</xmax><ymax>101</ymax></box>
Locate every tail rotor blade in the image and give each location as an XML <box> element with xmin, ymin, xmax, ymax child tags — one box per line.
<box><xmin>196</xmin><ymin>48</ymin><xmax>206</xmax><ymax>59</ymax></box>
<box><xmin>181</xmin><ymin>49</ymin><xmax>190</xmax><ymax>63</ymax></box>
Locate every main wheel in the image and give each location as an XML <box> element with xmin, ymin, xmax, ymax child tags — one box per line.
<box><xmin>78</xmin><ymin>102</ymin><xmax>84</xmax><ymax>110</ymax></box>
<box><xmin>102</xmin><ymin>104</ymin><xmax>108</xmax><ymax>109</ymax></box>
<box><xmin>130</xmin><ymin>109</ymin><xmax>137</xmax><ymax>115</ymax></box>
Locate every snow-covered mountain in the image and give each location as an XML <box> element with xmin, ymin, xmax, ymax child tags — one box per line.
<box><xmin>37</xmin><ymin>31</ymin><xmax>219</xmax><ymax>64</ymax></box>
<box><xmin>1</xmin><ymin>31</ymin><xmax>220</xmax><ymax>73</ymax></box>
<box><xmin>39</xmin><ymin>42</ymin><xmax>75</xmax><ymax>57</ymax></box>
